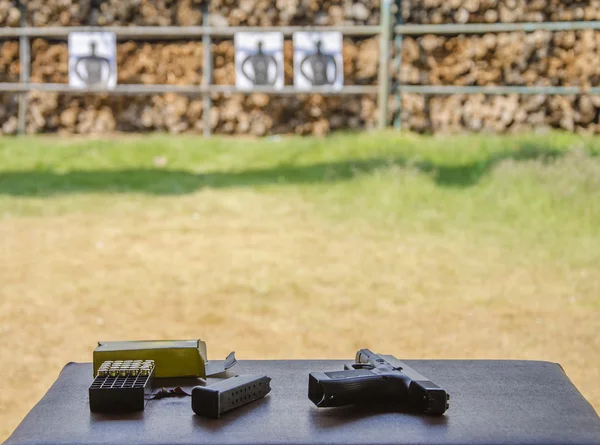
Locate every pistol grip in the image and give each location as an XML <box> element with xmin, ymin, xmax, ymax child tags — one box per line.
<box><xmin>309</xmin><ymin>370</ymin><xmax>410</xmax><ymax>407</ymax></box>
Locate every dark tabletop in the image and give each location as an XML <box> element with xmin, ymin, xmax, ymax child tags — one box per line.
<box><xmin>4</xmin><ymin>359</ymin><xmax>600</xmax><ymax>445</ymax></box>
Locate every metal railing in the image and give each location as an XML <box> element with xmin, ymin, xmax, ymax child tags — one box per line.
<box><xmin>2</xmin><ymin>21</ymin><xmax>386</xmax><ymax>136</ymax></box>
<box><xmin>2</xmin><ymin>0</ymin><xmax>600</xmax><ymax>135</ymax></box>
<box><xmin>0</xmin><ymin>83</ymin><xmax>380</xmax><ymax>95</ymax></box>
<box><xmin>0</xmin><ymin>25</ymin><xmax>383</xmax><ymax>38</ymax></box>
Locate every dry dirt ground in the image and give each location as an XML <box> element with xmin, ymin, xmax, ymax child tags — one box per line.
<box><xmin>0</xmin><ymin>190</ymin><xmax>598</xmax><ymax>440</ymax></box>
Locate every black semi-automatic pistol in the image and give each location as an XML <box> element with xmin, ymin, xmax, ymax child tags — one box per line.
<box><xmin>308</xmin><ymin>349</ymin><xmax>449</xmax><ymax>415</ymax></box>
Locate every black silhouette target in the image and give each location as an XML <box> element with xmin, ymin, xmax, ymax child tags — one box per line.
<box><xmin>300</xmin><ymin>40</ymin><xmax>337</xmax><ymax>86</ymax></box>
<box><xmin>235</xmin><ymin>33</ymin><xmax>284</xmax><ymax>90</ymax></box>
<box><xmin>241</xmin><ymin>41</ymin><xmax>279</xmax><ymax>86</ymax></box>
<box><xmin>68</xmin><ymin>32</ymin><xmax>116</xmax><ymax>89</ymax></box>
<box><xmin>294</xmin><ymin>32</ymin><xmax>343</xmax><ymax>90</ymax></box>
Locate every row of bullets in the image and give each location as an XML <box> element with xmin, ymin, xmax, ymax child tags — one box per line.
<box><xmin>97</xmin><ymin>360</ymin><xmax>155</xmax><ymax>378</ymax></box>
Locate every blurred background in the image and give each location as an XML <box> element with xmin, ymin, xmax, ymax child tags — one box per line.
<box><xmin>1</xmin><ymin>0</ymin><xmax>599</xmax><ymax>441</ymax></box>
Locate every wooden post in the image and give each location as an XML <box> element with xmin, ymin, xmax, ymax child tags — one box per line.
<box><xmin>377</xmin><ymin>0</ymin><xmax>392</xmax><ymax>130</ymax></box>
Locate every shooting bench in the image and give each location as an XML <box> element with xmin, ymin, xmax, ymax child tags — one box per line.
<box><xmin>4</xmin><ymin>360</ymin><xmax>600</xmax><ymax>445</ymax></box>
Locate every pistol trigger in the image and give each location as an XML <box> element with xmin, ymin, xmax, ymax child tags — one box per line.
<box><xmin>349</xmin><ymin>363</ymin><xmax>375</xmax><ymax>370</ymax></box>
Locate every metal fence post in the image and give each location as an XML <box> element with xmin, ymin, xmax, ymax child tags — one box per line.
<box><xmin>17</xmin><ymin>0</ymin><xmax>30</xmax><ymax>135</ymax></box>
<box><xmin>202</xmin><ymin>1</ymin><xmax>212</xmax><ymax>138</ymax></box>
<box><xmin>393</xmin><ymin>0</ymin><xmax>403</xmax><ymax>131</ymax></box>
<box><xmin>377</xmin><ymin>0</ymin><xmax>392</xmax><ymax>130</ymax></box>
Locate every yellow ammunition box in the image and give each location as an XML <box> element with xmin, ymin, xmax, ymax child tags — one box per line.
<box><xmin>93</xmin><ymin>340</ymin><xmax>207</xmax><ymax>378</ymax></box>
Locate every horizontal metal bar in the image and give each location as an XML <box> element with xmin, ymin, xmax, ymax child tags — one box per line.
<box><xmin>4</xmin><ymin>83</ymin><xmax>598</xmax><ymax>96</ymax></box>
<box><xmin>395</xmin><ymin>21</ymin><xmax>600</xmax><ymax>35</ymax></box>
<box><xmin>0</xmin><ymin>25</ymin><xmax>381</xmax><ymax>39</ymax></box>
<box><xmin>3</xmin><ymin>83</ymin><xmax>598</xmax><ymax>96</ymax></box>
<box><xmin>0</xmin><ymin>83</ymin><xmax>379</xmax><ymax>95</ymax></box>
<box><xmin>2</xmin><ymin>21</ymin><xmax>599</xmax><ymax>39</ymax></box>
<box><xmin>208</xmin><ymin>25</ymin><xmax>382</xmax><ymax>36</ymax></box>
<box><xmin>396</xmin><ymin>85</ymin><xmax>600</xmax><ymax>95</ymax></box>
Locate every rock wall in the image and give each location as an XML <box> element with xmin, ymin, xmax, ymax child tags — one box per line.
<box><xmin>1</xmin><ymin>0</ymin><xmax>599</xmax><ymax>135</ymax></box>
